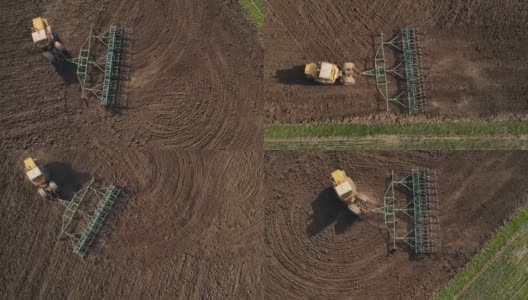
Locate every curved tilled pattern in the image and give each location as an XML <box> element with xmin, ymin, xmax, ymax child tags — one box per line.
<box><xmin>264</xmin><ymin>151</ymin><xmax>528</xmax><ymax>299</ymax></box>
<box><xmin>0</xmin><ymin>0</ymin><xmax>262</xmax><ymax>149</ymax></box>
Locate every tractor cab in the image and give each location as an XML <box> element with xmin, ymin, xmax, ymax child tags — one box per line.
<box><xmin>24</xmin><ymin>158</ymin><xmax>47</xmax><ymax>186</ymax></box>
<box><xmin>31</xmin><ymin>17</ymin><xmax>52</xmax><ymax>48</ymax></box>
<box><xmin>305</xmin><ymin>62</ymin><xmax>340</xmax><ymax>84</ymax></box>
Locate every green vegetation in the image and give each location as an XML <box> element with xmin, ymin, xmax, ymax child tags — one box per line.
<box><xmin>265</xmin><ymin>123</ymin><xmax>528</xmax><ymax>150</ymax></box>
<box><xmin>240</xmin><ymin>0</ymin><xmax>264</xmax><ymax>30</ymax></box>
<box><xmin>438</xmin><ymin>208</ymin><xmax>528</xmax><ymax>300</ymax></box>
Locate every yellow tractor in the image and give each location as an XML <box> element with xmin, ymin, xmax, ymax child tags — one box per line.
<box><xmin>305</xmin><ymin>62</ymin><xmax>359</xmax><ymax>85</ymax></box>
<box><xmin>31</xmin><ymin>17</ymin><xmax>67</xmax><ymax>63</ymax></box>
<box><xmin>24</xmin><ymin>158</ymin><xmax>59</xmax><ymax>200</ymax></box>
<box><xmin>331</xmin><ymin>169</ymin><xmax>365</xmax><ymax>215</ymax></box>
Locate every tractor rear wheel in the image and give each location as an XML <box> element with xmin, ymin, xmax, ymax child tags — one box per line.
<box><xmin>356</xmin><ymin>192</ymin><xmax>372</xmax><ymax>204</ymax></box>
<box><xmin>54</xmin><ymin>41</ymin><xmax>65</xmax><ymax>51</ymax></box>
<box><xmin>52</xmin><ymin>31</ymin><xmax>60</xmax><ymax>42</ymax></box>
<box><xmin>343</xmin><ymin>62</ymin><xmax>355</xmax><ymax>70</ymax></box>
<box><xmin>341</xmin><ymin>76</ymin><xmax>356</xmax><ymax>85</ymax></box>
<box><xmin>49</xmin><ymin>181</ymin><xmax>59</xmax><ymax>192</ymax></box>
<box><xmin>43</xmin><ymin>51</ymin><xmax>56</xmax><ymax>64</ymax></box>
<box><xmin>348</xmin><ymin>204</ymin><xmax>361</xmax><ymax>216</ymax></box>
<box><xmin>341</xmin><ymin>62</ymin><xmax>357</xmax><ymax>85</ymax></box>
<box><xmin>38</xmin><ymin>188</ymin><xmax>48</xmax><ymax>200</ymax></box>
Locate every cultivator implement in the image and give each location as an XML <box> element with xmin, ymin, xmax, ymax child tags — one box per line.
<box><xmin>68</xmin><ymin>26</ymin><xmax>124</xmax><ymax>106</ymax></box>
<box><xmin>363</xmin><ymin>27</ymin><xmax>430</xmax><ymax>113</ymax></box>
<box><xmin>59</xmin><ymin>178</ymin><xmax>121</xmax><ymax>256</ymax></box>
<box><xmin>411</xmin><ymin>168</ymin><xmax>440</xmax><ymax>254</ymax></box>
<box><xmin>372</xmin><ymin>168</ymin><xmax>440</xmax><ymax>254</ymax></box>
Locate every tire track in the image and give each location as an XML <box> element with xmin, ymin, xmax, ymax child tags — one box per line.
<box><xmin>0</xmin><ymin>0</ymin><xmax>262</xmax><ymax>150</ymax></box>
<box><xmin>0</xmin><ymin>149</ymin><xmax>263</xmax><ymax>298</ymax></box>
<box><xmin>264</xmin><ymin>151</ymin><xmax>528</xmax><ymax>299</ymax></box>
<box><xmin>265</xmin><ymin>0</ymin><xmax>528</xmax><ymax>123</ymax></box>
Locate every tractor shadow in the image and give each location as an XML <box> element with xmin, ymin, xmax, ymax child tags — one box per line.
<box><xmin>44</xmin><ymin>161</ymin><xmax>92</xmax><ymax>201</ymax></box>
<box><xmin>52</xmin><ymin>59</ymin><xmax>78</xmax><ymax>85</ymax></box>
<box><xmin>275</xmin><ymin>65</ymin><xmax>319</xmax><ymax>85</ymax></box>
<box><xmin>307</xmin><ymin>187</ymin><xmax>358</xmax><ymax>237</ymax></box>
<box><xmin>45</xmin><ymin>161</ymin><xmax>129</xmax><ymax>255</ymax></box>
<box><xmin>45</xmin><ymin>43</ymin><xmax>77</xmax><ymax>86</ymax></box>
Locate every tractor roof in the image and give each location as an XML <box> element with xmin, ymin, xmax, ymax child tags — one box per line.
<box><xmin>335</xmin><ymin>181</ymin><xmax>353</xmax><ymax>197</ymax></box>
<box><xmin>26</xmin><ymin>167</ymin><xmax>43</xmax><ymax>181</ymax></box>
<box><xmin>32</xmin><ymin>30</ymin><xmax>48</xmax><ymax>44</ymax></box>
<box><xmin>319</xmin><ymin>62</ymin><xmax>334</xmax><ymax>80</ymax></box>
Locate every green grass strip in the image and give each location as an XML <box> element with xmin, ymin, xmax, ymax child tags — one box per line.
<box><xmin>240</xmin><ymin>0</ymin><xmax>264</xmax><ymax>30</ymax></box>
<box><xmin>265</xmin><ymin>122</ymin><xmax>528</xmax><ymax>139</ymax></box>
<box><xmin>437</xmin><ymin>208</ymin><xmax>528</xmax><ymax>300</ymax></box>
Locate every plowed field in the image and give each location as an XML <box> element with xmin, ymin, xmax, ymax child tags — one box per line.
<box><xmin>3</xmin><ymin>150</ymin><xmax>526</xmax><ymax>298</ymax></box>
<box><xmin>0</xmin><ymin>0</ymin><xmax>262</xmax><ymax>150</ymax></box>
<box><xmin>264</xmin><ymin>0</ymin><xmax>528</xmax><ymax>123</ymax></box>
<box><xmin>264</xmin><ymin>151</ymin><xmax>528</xmax><ymax>299</ymax></box>
<box><xmin>0</xmin><ymin>150</ymin><xmax>264</xmax><ymax>298</ymax></box>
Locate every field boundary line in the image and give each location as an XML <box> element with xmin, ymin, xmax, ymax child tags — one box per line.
<box><xmin>437</xmin><ymin>208</ymin><xmax>528</xmax><ymax>299</ymax></box>
<box><xmin>265</xmin><ymin>135</ymin><xmax>528</xmax><ymax>150</ymax></box>
<box><xmin>249</xmin><ymin>0</ymin><xmax>263</xmax><ymax>18</ymax></box>
<box><xmin>265</xmin><ymin>123</ymin><xmax>528</xmax><ymax>139</ymax></box>
<box><xmin>454</xmin><ymin>226</ymin><xmax>528</xmax><ymax>299</ymax></box>
<box><xmin>240</xmin><ymin>0</ymin><xmax>265</xmax><ymax>30</ymax></box>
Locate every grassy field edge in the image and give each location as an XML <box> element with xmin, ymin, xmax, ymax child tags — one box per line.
<box><xmin>240</xmin><ymin>0</ymin><xmax>264</xmax><ymax>30</ymax></box>
<box><xmin>437</xmin><ymin>208</ymin><xmax>528</xmax><ymax>299</ymax></box>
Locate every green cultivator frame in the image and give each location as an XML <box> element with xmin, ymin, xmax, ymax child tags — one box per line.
<box><xmin>68</xmin><ymin>26</ymin><xmax>124</xmax><ymax>106</ymax></box>
<box><xmin>58</xmin><ymin>178</ymin><xmax>121</xmax><ymax>256</ymax></box>
<box><xmin>372</xmin><ymin>168</ymin><xmax>440</xmax><ymax>254</ymax></box>
<box><xmin>363</xmin><ymin>27</ymin><xmax>430</xmax><ymax>113</ymax></box>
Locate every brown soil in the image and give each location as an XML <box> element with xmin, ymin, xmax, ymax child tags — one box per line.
<box><xmin>3</xmin><ymin>150</ymin><xmax>527</xmax><ymax>298</ymax></box>
<box><xmin>264</xmin><ymin>151</ymin><xmax>528</xmax><ymax>299</ymax></box>
<box><xmin>0</xmin><ymin>0</ymin><xmax>263</xmax><ymax>150</ymax></box>
<box><xmin>0</xmin><ymin>150</ymin><xmax>264</xmax><ymax>299</ymax></box>
<box><xmin>264</xmin><ymin>0</ymin><xmax>528</xmax><ymax>124</ymax></box>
